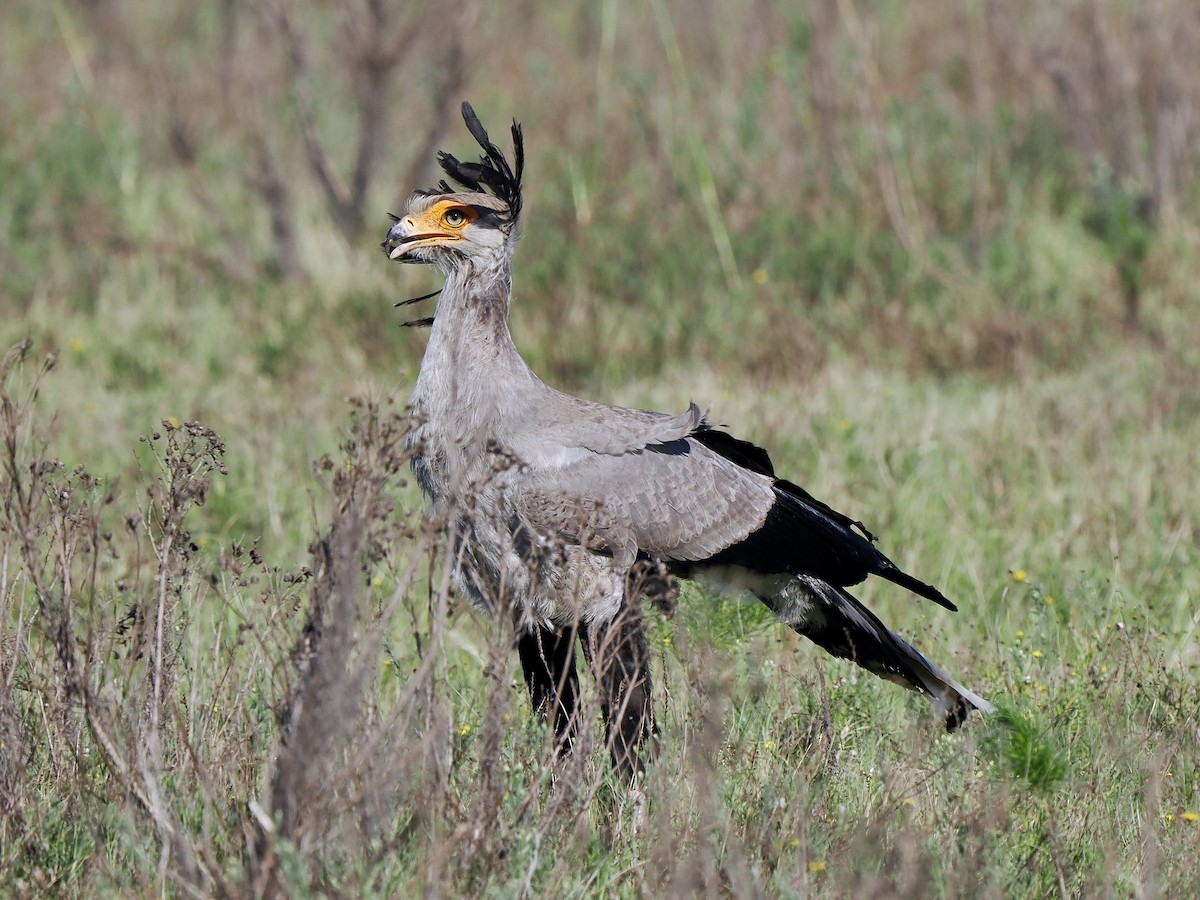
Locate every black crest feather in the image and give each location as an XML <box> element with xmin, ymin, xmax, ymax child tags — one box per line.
<box><xmin>436</xmin><ymin>101</ymin><xmax>524</xmax><ymax>223</ymax></box>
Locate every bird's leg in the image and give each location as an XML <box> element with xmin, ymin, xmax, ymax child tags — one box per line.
<box><xmin>629</xmin><ymin>557</ymin><xmax>678</xmax><ymax>616</ymax></box>
<box><xmin>516</xmin><ymin>622</ymin><xmax>581</xmax><ymax>755</ymax></box>
<box><xmin>580</xmin><ymin>602</ymin><xmax>658</xmax><ymax>781</ymax></box>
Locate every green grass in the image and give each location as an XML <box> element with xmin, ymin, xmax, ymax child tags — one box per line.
<box><xmin>2</xmin><ymin>1</ymin><xmax>1200</xmax><ymax>896</ymax></box>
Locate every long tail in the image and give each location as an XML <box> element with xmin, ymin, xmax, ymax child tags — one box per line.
<box><xmin>762</xmin><ymin>575</ymin><xmax>993</xmax><ymax>730</ymax></box>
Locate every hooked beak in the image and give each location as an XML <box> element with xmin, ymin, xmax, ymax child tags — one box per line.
<box><xmin>381</xmin><ymin>214</ymin><xmax>453</xmax><ymax>262</ymax></box>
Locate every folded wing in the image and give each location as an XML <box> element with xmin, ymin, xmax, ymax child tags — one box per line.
<box><xmin>514</xmin><ymin>411</ymin><xmax>955</xmax><ymax>611</ymax></box>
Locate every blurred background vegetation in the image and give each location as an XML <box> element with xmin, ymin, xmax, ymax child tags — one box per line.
<box><xmin>2</xmin><ymin>0</ymin><xmax>1198</xmax><ymax>895</ymax></box>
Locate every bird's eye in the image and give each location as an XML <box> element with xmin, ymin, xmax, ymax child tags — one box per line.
<box><xmin>443</xmin><ymin>208</ymin><xmax>467</xmax><ymax>227</ymax></box>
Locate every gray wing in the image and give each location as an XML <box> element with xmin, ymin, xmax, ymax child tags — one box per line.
<box><xmin>515</xmin><ymin>437</ymin><xmax>775</xmax><ymax>568</ymax></box>
<box><xmin>542</xmin><ymin>399</ymin><xmax>705</xmax><ymax>455</ymax></box>
<box><xmin>506</xmin><ymin>397</ymin><xmax>706</xmax><ymax>466</ymax></box>
<box><xmin>513</xmin><ymin>415</ymin><xmax>957</xmax><ymax>610</ymax></box>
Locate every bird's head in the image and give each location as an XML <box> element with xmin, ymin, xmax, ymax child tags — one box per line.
<box><xmin>383</xmin><ymin>102</ymin><xmax>524</xmax><ymax>276</ymax></box>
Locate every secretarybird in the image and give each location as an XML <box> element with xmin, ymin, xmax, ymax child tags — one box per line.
<box><xmin>383</xmin><ymin>102</ymin><xmax>992</xmax><ymax>779</ymax></box>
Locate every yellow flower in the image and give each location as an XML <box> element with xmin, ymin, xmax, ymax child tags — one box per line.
<box><xmin>808</xmin><ymin>861</ymin><xmax>827</xmax><ymax>874</ymax></box>
<box><xmin>752</xmin><ymin>267</ymin><xmax>770</xmax><ymax>285</ymax></box>
<box><xmin>1044</xmin><ymin>595</ymin><xmax>1055</xmax><ymax>605</ymax></box>
<box><xmin>1032</xmin><ymin>650</ymin><xmax>1043</xmax><ymax>659</ymax></box>
<box><xmin>787</xmin><ymin>837</ymin><xmax>800</xmax><ymax>849</ymax></box>
<box><xmin>458</xmin><ymin>725</ymin><xmax>473</xmax><ymax>737</ymax></box>
<box><xmin>1012</xmin><ymin>569</ymin><xmax>1027</xmax><ymax>583</ymax></box>
<box><xmin>1182</xmin><ymin>811</ymin><xmax>1199</xmax><ymax>823</ymax></box>
<box><xmin>662</xmin><ymin>635</ymin><xmax>672</xmax><ymax>647</ymax></box>
<box><xmin>371</xmin><ymin>575</ymin><xmax>383</xmax><ymax>587</ymax></box>
<box><xmin>1015</xmin><ymin>630</ymin><xmax>1025</xmax><ymax>639</ymax></box>
<box><xmin>763</xmin><ymin>740</ymin><xmax>775</xmax><ymax>751</ymax></box>
<box><xmin>68</xmin><ymin>337</ymin><xmax>86</xmax><ymax>354</ymax></box>
<box><xmin>1164</xmin><ymin>813</ymin><xmax>1175</xmax><ymax>824</ymax></box>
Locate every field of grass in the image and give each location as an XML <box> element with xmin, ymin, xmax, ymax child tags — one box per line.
<box><xmin>2</xmin><ymin>1</ymin><xmax>1199</xmax><ymax>896</ymax></box>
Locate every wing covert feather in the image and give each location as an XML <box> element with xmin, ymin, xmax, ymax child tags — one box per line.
<box><xmin>504</xmin><ymin>396</ymin><xmax>707</xmax><ymax>469</ymax></box>
<box><xmin>515</xmin><ymin>438</ymin><xmax>774</xmax><ymax>564</ymax></box>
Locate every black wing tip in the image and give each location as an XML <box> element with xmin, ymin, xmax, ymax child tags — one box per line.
<box><xmin>928</xmin><ymin>590</ymin><xmax>958</xmax><ymax>613</ymax></box>
<box><xmin>774</xmin><ymin>479</ymin><xmax>878</xmax><ymax>543</ymax></box>
<box><xmin>884</xmin><ymin>566</ymin><xmax>958</xmax><ymax>612</ymax></box>
<box><xmin>690</xmin><ymin>427</ymin><xmax>956</xmax><ymax>612</ymax></box>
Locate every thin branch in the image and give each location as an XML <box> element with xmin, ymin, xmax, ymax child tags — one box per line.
<box><xmin>265</xmin><ymin>0</ymin><xmax>352</xmax><ymax>226</ymax></box>
<box><xmin>265</xmin><ymin>0</ymin><xmax>428</xmax><ymax>239</ymax></box>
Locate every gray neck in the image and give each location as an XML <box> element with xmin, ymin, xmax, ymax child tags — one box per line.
<box><xmin>411</xmin><ymin>257</ymin><xmax>536</xmax><ymax>437</ymax></box>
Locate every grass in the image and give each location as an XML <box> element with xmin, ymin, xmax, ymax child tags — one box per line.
<box><xmin>2</xmin><ymin>0</ymin><xmax>1200</xmax><ymax>896</ymax></box>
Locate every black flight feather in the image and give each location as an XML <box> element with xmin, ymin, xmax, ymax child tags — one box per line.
<box><xmin>775</xmin><ymin>478</ymin><xmax>877</xmax><ymax>543</ymax></box>
<box><xmin>699</xmin><ymin>487</ymin><xmax>957</xmax><ymax>612</ymax></box>
<box><xmin>690</xmin><ymin>426</ymin><xmax>955</xmax><ymax>611</ymax></box>
<box><xmin>693</xmin><ymin>426</ymin><xmax>878</xmax><ymax>542</ymax></box>
<box><xmin>765</xmin><ymin>579</ymin><xmax>972</xmax><ymax>730</ymax></box>
<box><xmin>692</xmin><ymin>427</ymin><xmax>776</xmax><ymax>477</ymax></box>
